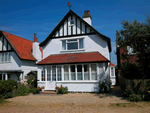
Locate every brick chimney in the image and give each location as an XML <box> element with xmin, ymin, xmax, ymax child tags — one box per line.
<box><xmin>83</xmin><ymin>10</ymin><xmax>92</xmax><ymax>25</ymax></box>
<box><xmin>33</xmin><ymin>33</ymin><xmax>42</xmax><ymax>62</ymax></box>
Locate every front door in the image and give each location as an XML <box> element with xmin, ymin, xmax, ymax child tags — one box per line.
<box><xmin>46</xmin><ymin>66</ymin><xmax>56</xmax><ymax>90</ymax></box>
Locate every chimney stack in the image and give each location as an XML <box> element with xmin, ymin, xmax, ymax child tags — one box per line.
<box><xmin>34</xmin><ymin>33</ymin><xmax>38</xmax><ymax>42</ymax></box>
<box><xmin>83</xmin><ymin>10</ymin><xmax>92</xmax><ymax>25</ymax></box>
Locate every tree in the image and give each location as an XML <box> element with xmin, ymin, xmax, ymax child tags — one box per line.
<box><xmin>117</xmin><ymin>17</ymin><xmax>150</xmax><ymax>79</ymax></box>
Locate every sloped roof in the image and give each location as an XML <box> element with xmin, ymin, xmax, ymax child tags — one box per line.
<box><xmin>37</xmin><ymin>52</ymin><xmax>109</xmax><ymax>65</ymax></box>
<box><xmin>39</xmin><ymin>10</ymin><xmax>111</xmax><ymax>52</ymax></box>
<box><xmin>110</xmin><ymin>62</ymin><xmax>115</xmax><ymax>66</ymax></box>
<box><xmin>1</xmin><ymin>31</ymin><xmax>37</xmax><ymax>61</ymax></box>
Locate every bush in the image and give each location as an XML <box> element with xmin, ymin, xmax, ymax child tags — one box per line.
<box><xmin>27</xmin><ymin>75</ymin><xmax>37</xmax><ymax>88</ymax></box>
<box><xmin>129</xmin><ymin>94</ymin><xmax>142</xmax><ymax>102</ymax></box>
<box><xmin>14</xmin><ymin>84</ymin><xmax>31</xmax><ymax>96</ymax></box>
<box><xmin>57</xmin><ymin>85</ymin><xmax>68</xmax><ymax>94</ymax></box>
<box><xmin>0</xmin><ymin>79</ymin><xmax>18</xmax><ymax>99</ymax></box>
<box><xmin>31</xmin><ymin>88</ymin><xmax>39</xmax><ymax>94</ymax></box>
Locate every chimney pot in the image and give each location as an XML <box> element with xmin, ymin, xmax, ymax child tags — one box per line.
<box><xmin>84</xmin><ymin>11</ymin><xmax>87</xmax><ymax>15</ymax></box>
<box><xmin>34</xmin><ymin>33</ymin><xmax>38</xmax><ymax>42</ymax></box>
<box><xmin>87</xmin><ymin>10</ymin><xmax>90</xmax><ymax>15</ymax></box>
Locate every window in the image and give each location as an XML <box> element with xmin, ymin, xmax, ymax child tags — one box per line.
<box><xmin>64</xmin><ymin>65</ymin><xmax>69</xmax><ymax>80</ymax></box>
<box><xmin>57</xmin><ymin>66</ymin><xmax>62</xmax><ymax>81</ymax></box>
<box><xmin>84</xmin><ymin>64</ymin><xmax>90</xmax><ymax>80</ymax></box>
<box><xmin>70</xmin><ymin>65</ymin><xmax>76</xmax><ymax>80</ymax></box>
<box><xmin>41</xmin><ymin>67</ymin><xmax>45</xmax><ymax>81</ymax></box>
<box><xmin>47</xmin><ymin>66</ymin><xmax>51</xmax><ymax>81</ymax></box>
<box><xmin>0</xmin><ymin>52</ymin><xmax>11</xmax><ymax>62</ymax></box>
<box><xmin>62</xmin><ymin>38</ymin><xmax>84</xmax><ymax>50</ymax></box>
<box><xmin>70</xmin><ymin>20</ymin><xmax>74</xmax><ymax>26</ymax></box>
<box><xmin>111</xmin><ymin>67</ymin><xmax>114</xmax><ymax>76</ymax></box>
<box><xmin>77</xmin><ymin>65</ymin><xmax>82</xmax><ymax>80</ymax></box>
<box><xmin>127</xmin><ymin>46</ymin><xmax>136</xmax><ymax>55</ymax></box>
<box><xmin>91</xmin><ymin>64</ymin><xmax>97</xmax><ymax>80</ymax></box>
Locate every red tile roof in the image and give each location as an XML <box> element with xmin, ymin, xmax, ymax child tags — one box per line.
<box><xmin>1</xmin><ymin>31</ymin><xmax>41</xmax><ymax>61</ymax></box>
<box><xmin>37</xmin><ymin>52</ymin><xmax>109</xmax><ymax>65</ymax></box>
<box><xmin>110</xmin><ymin>62</ymin><xmax>115</xmax><ymax>66</ymax></box>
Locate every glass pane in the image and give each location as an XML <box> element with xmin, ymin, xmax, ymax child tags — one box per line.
<box><xmin>111</xmin><ymin>68</ymin><xmax>114</xmax><ymax>76</ymax></box>
<box><xmin>91</xmin><ymin>64</ymin><xmax>97</xmax><ymax>80</ymax></box>
<box><xmin>64</xmin><ymin>65</ymin><xmax>69</xmax><ymax>80</ymax></box>
<box><xmin>5</xmin><ymin>53</ymin><xmax>7</xmax><ymax>62</ymax></box>
<box><xmin>3</xmin><ymin>74</ymin><xmax>5</xmax><ymax>80</ymax></box>
<box><xmin>70</xmin><ymin>20</ymin><xmax>74</xmax><ymax>25</ymax></box>
<box><xmin>84</xmin><ymin>64</ymin><xmax>90</xmax><ymax>80</ymax></box>
<box><xmin>77</xmin><ymin>65</ymin><xmax>82</xmax><ymax>80</ymax></box>
<box><xmin>62</xmin><ymin>40</ymin><xmax>66</xmax><ymax>50</ymax></box>
<box><xmin>41</xmin><ymin>67</ymin><xmax>45</xmax><ymax>81</ymax></box>
<box><xmin>68</xmin><ymin>39</ymin><xmax>77</xmax><ymax>42</ymax></box>
<box><xmin>47</xmin><ymin>66</ymin><xmax>51</xmax><ymax>81</ymax></box>
<box><xmin>52</xmin><ymin>66</ymin><xmax>56</xmax><ymax>81</ymax></box>
<box><xmin>67</xmin><ymin>42</ymin><xmax>78</xmax><ymax>50</ymax></box>
<box><xmin>70</xmin><ymin>65</ymin><xmax>76</xmax><ymax>80</ymax></box>
<box><xmin>79</xmin><ymin>39</ymin><xmax>83</xmax><ymax>49</ymax></box>
<box><xmin>2</xmin><ymin>53</ymin><xmax>4</xmax><ymax>62</ymax></box>
<box><xmin>57</xmin><ymin>66</ymin><xmax>62</xmax><ymax>81</ymax></box>
<box><xmin>0</xmin><ymin>74</ymin><xmax>2</xmax><ymax>80</ymax></box>
<box><xmin>0</xmin><ymin>54</ymin><xmax>1</xmax><ymax>62</ymax></box>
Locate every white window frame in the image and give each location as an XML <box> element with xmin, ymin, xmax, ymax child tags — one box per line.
<box><xmin>61</xmin><ymin>37</ymin><xmax>84</xmax><ymax>51</ymax></box>
<box><xmin>69</xmin><ymin>20</ymin><xmax>75</xmax><ymax>26</ymax></box>
<box><xmin>127</xmin><ymin>46</ymin><xmax>136</xmax><ymax>55</ymax></box>
<box><xmin>0</xmin><ymin>52</ymin><xmax>11</xmax><ymax>63</ymax></box>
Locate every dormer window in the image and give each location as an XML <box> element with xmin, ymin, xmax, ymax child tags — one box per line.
<box><xmin>70</xmin><ymin>20</ymin><xmax>74</xmax><ymax>26</ymax></box>
<box><xmin>62</xmin><ymin>38</ymin><xmax>84</xmax><ymax>51</ymax></box>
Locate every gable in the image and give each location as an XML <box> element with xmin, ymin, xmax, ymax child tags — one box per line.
<box><xmin>0</xmin><ymin>31</ymin><xmax>37</xmax><ymax>61</ymax></box>
<box><xmin>39</xmin><ymin>10</ymin><xmax>111</xmax><ymax>52</ymax></box>
<box><xmin>0</xmin><ymin>32</ymin><xmax>13</xmax><ymax>52</ymax></box>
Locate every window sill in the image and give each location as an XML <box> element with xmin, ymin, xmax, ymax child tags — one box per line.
<box><xmin>57</xmin><ymin>80</ymin><xmax>98</xmax><ymax>83</ymax></box>
<box><xmin>0</xmin><ymin>61</ymin><xmax>11</xmax><ymax>64</ymax></box>
<box><xmin>61</xmin><ymin>49</ymin><xmax>85</xmax><ymax>52</ymax></box>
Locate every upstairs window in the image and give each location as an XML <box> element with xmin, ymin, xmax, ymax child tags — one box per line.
<box><xmin>70</xmin><ymin>20</ymin><xmax>74</xmax><ymax>26</ymax></box>
<box><xmin>62</xmin><ymin>38</ymin><xmax>84</xmax><ymax>50</ymax></box>
<box><xmin>127</xmin><ymin>46</ymin><xmax>136</xmax><ymax>55</ymax></box>
<box><xmin>0</xmin><ymin>52</ymin><xmax>11</xmax><ymax>62</ymax></box>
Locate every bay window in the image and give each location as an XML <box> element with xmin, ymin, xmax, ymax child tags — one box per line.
<box><xmin>47</xmin><ymin>66</ymin><xmax>51</xmax><ymax>81</ymax></box>
<box><xmin>64</xmin><ymin>65</ymin><xmax>69</xmax><ymax>80</ymax></box>
<box><xmin>57</xmin><ymin>66</ymin><xmax>62</xmax><ymax>81</ymax></box>
<box><xmin>84</xmin><ymin>64</ymin><xmax>90</xmax><ymax>80</ymax></box>
<box><xmin>62</xmin><ymin>38</ymin><xmax>84</xmax><ymax>50</ymax></box>
<box><xmin>41</xmin><ymin>67</ymin><xmax>45</xmax><ymax>81</ymax></box>
<box><xmin>70</xmin><ymin>65</ymin><xmax>76</xmax><ymax>80</ymax></box>
<box><xmin>52</xmin><ymin>66</ymin><xmax>56</xmax><ymax>81</ymax></box>
<box><xmin>91</xmin><ymin>64</ymin><xmax>97</xmax><ymax>80</ymax></box>
<box><xmin>77</xmin><ymin>65</ymin><xmax>82</xmax><ymax>80</ymax></box>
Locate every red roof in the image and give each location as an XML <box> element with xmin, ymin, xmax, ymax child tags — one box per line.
<box><xmin>37</xmin><ymin>52</ymin><xmax>109</xmax><ymax>65</ymax></box>
<box><xmin>1</xmin><ymin>31</ymin><xmax>41</xmax><ymax>61</ymax></box>
<box><xmin>110</xmin><ymin>62</ymin><xmax>115</xmax><ymax>66</ymax></box>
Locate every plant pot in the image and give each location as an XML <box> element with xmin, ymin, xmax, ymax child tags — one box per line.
<box><xmin>42</xmin><ymin>89</ymin><xmax>44</xmax><ymax>92</ymax></box>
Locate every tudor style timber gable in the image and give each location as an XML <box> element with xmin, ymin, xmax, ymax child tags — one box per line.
<box><xmin>40</xmin><ymin>10</ymin><xmax>111</xmax><ymax>52</ymax></box>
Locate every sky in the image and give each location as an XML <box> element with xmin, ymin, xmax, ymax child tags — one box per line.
<box><xmin>0</xmin><ymin>0</ymin><xmax>149</xmax><ymax>65</ymax></box>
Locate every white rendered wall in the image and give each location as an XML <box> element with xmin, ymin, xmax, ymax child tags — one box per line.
<box><xmin>32</xmin><ymin>42</ymin><xmax>42</xmax><ymax>61</ymax></box>
<box><xmin>43</xmin><ymin>34</ymin><xmax>110</xmax><ymax>60</ymax></box>
<box><xmin>83</xmin><ymin>17</ymin><xmax>92</xmax><ymax>25</ymax></box>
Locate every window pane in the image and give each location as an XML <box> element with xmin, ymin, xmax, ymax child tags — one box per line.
<box><xmin>77</xmin><ymin>65</ymin><xmax>82</xmax><ymax>80</ymax></box>
<box><xmin>2</xmin><ymin>53</ymin><xmax>4</xmax><ymax>62</ymax></box>
<box><xmin>84</xmin><ymin>64</ymin><xmax>90</xmax><ymax>80</ymax></box>
<box><xmin>68</xmin><ymin>39</ymin><xmax>77</xmax><ymax>42</ymax></box>
<box><xmin>52</xmin><ymin>66</ymin><xmax>56</xmax><ymax>81</ymax></box>
<box><xmin>41</xmin><ymin>67</ymin><xmax>45</xmax><ymax>81</ymax></box>
<box><xmin>57</xmin><ymin>66</ymin><xmax>62</xmax><ymax>81</ymax></box>
<box><xmin>0</xmin><ymin>74</ymin><xmax>2</xmax><ymax>80</ymax></box>
<box><xmin>68</xmin><ymin>42</ymin><xmax>78</xmax><ymax>50</ymax></box>
<box><xmin>0</xmin><ymin>54</ymin><xmax>1</xmax><ymax>62</ymax></box>
<box><xmin>47</xmin><ymin>66</ymin><xmax>51</xmax><ymax>81</ymax></box>
<box><xmin>70</xmin><ymin>65</ymin><xmax>76</xmax><ymax>80</ymax></box>
<box><xmin>111</xmin><ymin>68</ymin><xmax>114</xmax><ymax>76</ymax></box>
<box><xmin>64</xmin><ymin>65</ymin><xmax>69</xmax><ymax>80</ymax></box>
<box><xmin>8</xmin><ymin>53</ymin><xmax>11</xmax><ymax>61</ymax></box>
<box><xmin>91</xmin><ymin>64</ymin><xmax>97</xmax><ymax>80</ymax></box>
<box><xmin>79</xmin><ymin>39</ymin><xmax>83</xmax><ymax>49</ymax></box>
<box><xmin>5</xmin><ymin>53</ymin><xmax>7</xmax><ymax>62</ymax></box>
<box><xmin>62</xmin><ymin>40</ymin><xmax>66</xmax><ymax>50</ymax></box>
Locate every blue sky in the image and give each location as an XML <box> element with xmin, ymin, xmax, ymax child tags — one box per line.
<box><xmin>0</xmin><ymin>0</ymin><xmax>149</xmax><ymax>65</ymax></box>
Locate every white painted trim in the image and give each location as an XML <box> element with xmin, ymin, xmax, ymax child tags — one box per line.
<box><xmin>56</xmin><ymin>66</ymin><xmax>57</xmax><ymax>81</ymax></box>
<box><xmin>82</xmin><ymin>64</ymin><xmax>84</xmax><ymax>81</ymax></box>
<box><xmin>89</xmin><ymin>64</ymin><xmax>91</xmax><ymax>81</ymax></box>
<box><xmin>60</xmin><ymin>37</ymin><xmax>85</xmax><ymax>41</ymax></box>
<box><xmin>51</xmin><ymin>66</ymin><xmax>52</xmax><ymax>81</ymax></box>
<box><xmin>96</xmin><ymin>63</ymin><xmax>99</xmax><ymax>80</ymax></box>
<box><xmin>45</xmin><ymin>66</ymin><xmax>47</xmax><ymax>89</ymax></box>
<box><xmin>61</xmin><ymin>49</ymin><xmax>85</xmax><ymax>52</ymax></box>
<box><xmin>56</xmin><ymin>81</ymin><xmax>98</xmax><ymax>83</ymax></box>
<box><xmin>69</xmin><ymin>65</ymin><xmax>71</xmax><ymax>80</ymax></box>
<box><xmin>75</xmin><ymin>65</ymin><xmax>77</xmax><ymax>80</ymax></box>
<box><xmin>61</xmin><ymin>65</ymin><xmax>64</xmax><ymax>81</ymax></box>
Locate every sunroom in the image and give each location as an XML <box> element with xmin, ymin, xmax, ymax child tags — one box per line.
<box><xmin>37</xmin><ymin>52</ymin><xmax>110</xmax><ymax>92</ymax></box>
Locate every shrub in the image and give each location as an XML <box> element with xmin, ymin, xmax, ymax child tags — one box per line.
<box><xmin>98</xmin><ymin>81</ymin><xmax>110</xmax><ymax>93</ymax></box>
<box><xmin>27</xmin><ymin>75</ymin><xmax>37</xmax><ymax>88</ymax></box>
<box><xmin>0</xmin><ymin>79</ymin><xmax>18</xmax><ymax>98</ymax></box>
<box><xmin>57</xmin><ymin>85</ymin><xmax>68</xmax><ymax>94</ymax></box>
<box><xmin>31</xmin><ymin>88</ymin><xmax>39</xmax><ymax>94</ymax></box>
<box><xmin>129</xmin><ymin>94</ymin><xmax>142</xmax><ymax>102</ymax></box>
<box><xmin>14</xmin><ymin>84</ymin><xmax>31</xmax><ymax>96</ymax></box>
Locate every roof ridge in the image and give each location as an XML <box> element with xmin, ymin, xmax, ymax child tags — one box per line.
<box><xmin>0</xmin><ymin>30</ymin><xmax>33</xmax><ymax>42</ymax></box>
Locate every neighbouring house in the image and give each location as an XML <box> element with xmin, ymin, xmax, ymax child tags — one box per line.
<box><xmin>37</xmin><ymin>9</ymin><xmax>115</xmax><ymax>92</ymax></box>
<box><xmin>0</xmin><ymin>31</ymin><xmax>42</xmax><ymax>83</ymax></box>
<box><xmin>116</xmin><ymin>31</ymin><xmax>138</xmax><ymax>70</ymax></box>
<box><xmin>110</xmin><ymin>62</ymin><xmax>115</xmax><ymax>85</ymax></box>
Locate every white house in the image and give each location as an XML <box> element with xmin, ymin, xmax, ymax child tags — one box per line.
<box><xmin>0</xmin><ymin>31</ymin><xmax>42</xmax><ymax>82</ymax></box>
<box><xmin>37</xmin><ymin>10</ymin><xmax>115</xmax><ymax>92</ymax></box>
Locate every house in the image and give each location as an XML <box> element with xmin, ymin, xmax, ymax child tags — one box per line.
<box><xmin>116</xmin><ymin>31</ymin><xmax>138</xmax><ymax>70</ymax></box>
<box><xmin>110</xmin><ymin>62</ymin><xmax>115</xmax><ymax>85</ymax></box>
<box><xmin>37</xmin><ymin>9</ymin><xmax>114</xmax><ymax>92</ymax></box>
<box><xmin>0</xmin><ymin>31</ymin><xmax>42</xmax><ymax>82</ymax></box>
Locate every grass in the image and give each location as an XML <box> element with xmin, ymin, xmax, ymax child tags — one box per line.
<box><xmin>0</xmin><ymin>98</ymin><xmax>7</xmax><ymax>104</ymax></box>
<box><xmin>109</xmin><ymin>103</ymin><xmax>142</xmax><ymax>108</ymax></box>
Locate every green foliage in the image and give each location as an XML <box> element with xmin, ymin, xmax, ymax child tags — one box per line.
<box><xmin>99</xmin><ymin>81</ymin><xmax>107</xmax><ymax>93</ymax></box>
<box><xmin>14</xmin><ymin>84</ymin><xmax>31</xmax><ymax>96</ymax></box>
<box><xmin>27</xmin><ymin>75</ymin><xmax>37</xmax><ymax>88</ymax></box>
<box><xmin>129</xmin><ymin>94</ymin><xmax>142</xmax><ymax>102</ymax></box>
<box><xmin>31</xmin><ymin>88</ymin><xmax>39</xmax><ymax>94</ymax></box>
<box><xmin>0</xmin><ymin>79</ymin><xmax>18</xmax><ymax>99</ymax></box>
<box><xmin>57</xmin><ymin>85</ymin><xmax>68</xmax><ymax>94</ymax></box>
